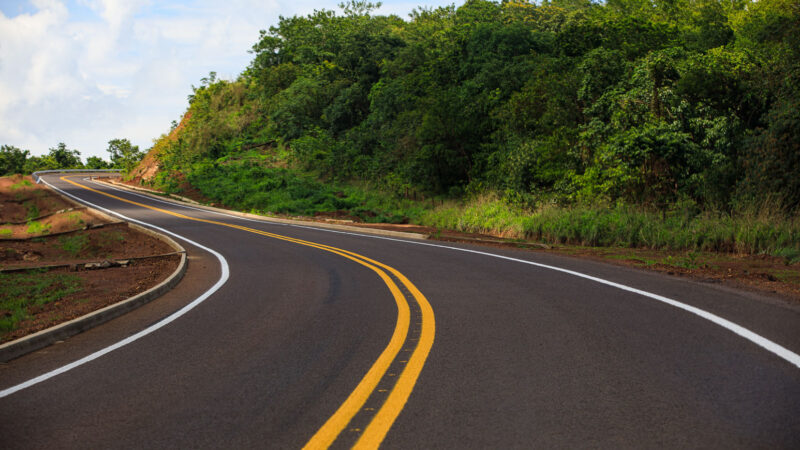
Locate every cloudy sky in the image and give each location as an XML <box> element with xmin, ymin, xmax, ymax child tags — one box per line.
<box><xmin>0</xmin><ymin>0</ymin><xmax>453</xmax><ymax>160</ymax></box>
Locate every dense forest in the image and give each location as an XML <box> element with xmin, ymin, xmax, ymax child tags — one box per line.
<box><xmin>85</xmin><ymin>1</ymin><xmax>800</xmax><ymax>252</ymax></box>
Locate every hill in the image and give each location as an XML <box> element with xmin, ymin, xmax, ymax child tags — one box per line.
<box><xmin>131</xmin><ymin>0</ymin><xmax>800</xmax><ymax>255</ymax></box>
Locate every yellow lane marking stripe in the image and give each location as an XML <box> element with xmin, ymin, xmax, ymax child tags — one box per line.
<box><xmin>61</xmin><ymin>176</ymin><xmax>434</xmax><ymax>448</ymax></box>
<box><xmin>355</xmin><ymin>264</ymin><xmax>435</xmax><ymax>449</ymax></box>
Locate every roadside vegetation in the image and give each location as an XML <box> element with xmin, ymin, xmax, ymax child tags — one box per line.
<box><xmin>418</xmin><ymin>196</ymin><xmax>800</xmax><ymax>255</ymax></box>
<box><xmin>181</xmin><ymin>158</ymin><xmax>426</xmax><ymax>222</ymax></box>
<box><xmin>0</xmin><ymin>138</ymin><xmax>144</xmax><ymax>175</ymax></box>
<box><xmin>7</xmin><ymin>0</ymin><xmax>800</xmax><ymax>258</ymax></box>
<box><xmin>133</xmin><ymin>0</ymin><xmax>799</xmax><ymax>257</ymax></box>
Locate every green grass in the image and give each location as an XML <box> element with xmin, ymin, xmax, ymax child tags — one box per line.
<box><xmin>419</xmin><ymin>195</ymin><xmax>800</xmax><ymax>256</ymax></box>
<box><xmin>26</xmin><ymin>220</ymin><xmax>50</xmax><ymax>235</ymax></box>
<box><xmin>59</xmin><ymin>234</ymin><xmax>89</xmax><ymax>257</ymax></box>
<box><xmin>774</xmin><ymin>247</ymin><xmax>800</xmax><ymax>265</ymax></box>
<box><xmin>166</xmin><ymin>161</ymin><xmax>425</xmax><ymax>223</ymax></box>
<box><xmin>24</xmin><ymin>201</ymin><xmax>40</xmax><ymax>220</ymax></box>
<box><xmin>0</xmin><ymin>228</ymin><xmax>12</xmax><ymax>237</ymax></box>
<box><xmin>0</xmin><ymin>270</ymin><xmax>83</xmax><ymax>334</ymax></box>
<box><xmin>10</xmin><ymin>179</ymin><xmax>32</xmax><ymax>190</ymax></box>
<box><xmin>68</xmin><ymin>212</ymin><xmax>85</xmax><ymax>227</ymax></box>
<box><xmin>772</xmin><ymin>270</ymin><xmax>800</xmax><ymax>284</ymax></box>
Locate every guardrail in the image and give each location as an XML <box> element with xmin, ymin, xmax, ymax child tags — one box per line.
<box><xmin>32</xmin><ymin>169</ymin><xmax>122</xmax><ymax>184</ymax></box>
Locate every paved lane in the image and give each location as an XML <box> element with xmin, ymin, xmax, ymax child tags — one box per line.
<box><xmin>1</xmin><ymin>174</ymin><xmax>798</xmax><ymax>448</ymax></box>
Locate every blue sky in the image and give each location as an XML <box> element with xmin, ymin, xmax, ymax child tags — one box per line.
<box><xmin>0</xmin><ymin>0</ymin><xmax>455</xmax><ymax>159</ymax></box>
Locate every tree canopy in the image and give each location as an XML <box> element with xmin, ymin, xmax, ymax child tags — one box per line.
<box><xmin>109</xmin><ymin>0</ymin><xmax>800</xmax><ymax>213</ymax></box>
<box><xmin>0</xmin><ymin>140</ymin><xmax>133</xmax><ymax>176</ymax></box>
<box><xmin>107</xmin><ymin>138</ymin><xmax>145</xmax><ymax>173</ymax></box>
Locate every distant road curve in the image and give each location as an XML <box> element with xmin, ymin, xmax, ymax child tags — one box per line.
<box><xmin>1</xmin><ymin>173</ymin><xmax>798</xmax><ymax>448</ymax></box>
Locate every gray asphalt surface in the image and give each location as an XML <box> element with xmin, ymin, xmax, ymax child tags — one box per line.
<box><xmin>1</xmin><ymin>174</ymin><xmax>798</xmax><ymax>448</ymax></box>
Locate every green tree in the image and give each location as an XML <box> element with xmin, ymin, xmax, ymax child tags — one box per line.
<box><xmin>107</xmin><ymin>139</ymin><xmax>144</xmax><ymax>173</ymax></box>
<box><xmin>23</xmin><ymin>155</ymin><xmax>58</xmax><ymax>174</ymax></box>
<box><xmin>0</xmin><ymin>145</ymin><xmax>30</xmax><ymax>175</ymax></box>
<box><xmin>143</xmin><ymin>0</ymin><xmax>800</xmax><ymax>214</ymax></box>
<box><xmin>85</xmin><ymin>156</ymin><xmax>112</xmax><ymax>169</ymax></box>
<box><xmin>48</xmin><ymin>143</ymin><xmax>82</xmax><ymax>169</ymax></box>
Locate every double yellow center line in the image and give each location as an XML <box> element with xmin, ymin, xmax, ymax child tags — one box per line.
<box><xmin>61</xmin><ymin>176</ymin><xmax>435</xmax><ymax>448</ymax></box>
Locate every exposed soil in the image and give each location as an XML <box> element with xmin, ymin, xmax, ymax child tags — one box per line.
<box><xmin>0</xmin><ymin>175</ymin><xmax>72</xmax><ymax>219</ymax></box>
<box><xmin>1</xmin><ymin>175</ymin><xmax>181</xmax><ymax>343</ymax></box>
<box><xmin>128</xmin><ymin>150</ymin><xmax>162</xmax><ymax>184</ymax></box>
<box><xmin>1</xmin><ymin>255</ymin><xmax>180</xmax><ymax>343</ymax></box>
<box><xmin>0</xmin><ymin>209</ymin><xmax>115</xmax><ymax>239</ymax></box>
<box><xmin>0</xmin><ymin>222</ymin><xmax>175</xmax><ymax>269</ymax></box>
<box><xmin>127</xmin><ymin>111</ymin><xmax>190</xmax><ymax>185</ymax></box>
<box><xmin>545</xmin><ymin>247</ymin><xmax>800</xmax><ymax>301</ymax></box>
<box><xmin>313</xmin><ymin>210</ymin><xmax>367</xmax><ymax>223</ymax></box>
<box><xmin>169</xmin><ymin>173</ymin><xmax>215</xmax><ymax>205</ymax></box>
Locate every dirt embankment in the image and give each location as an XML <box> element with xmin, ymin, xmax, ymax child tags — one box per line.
<box><xmin>128</xmin><ymin>111</ymin><xmax>191</xmax><ymax>185</ymax></box>
<box><xmin>1</xmin><ymin>175</ymin><xmax>181</xmax><ymax>343</ymax></box>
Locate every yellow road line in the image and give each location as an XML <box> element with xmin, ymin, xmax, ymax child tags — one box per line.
<box><xmin>61</xmin><ymin>176</ymin><xmax>435</xmax><ymax>448</ymax></box>
<box><xmin>354</xmin><ymin>264</ymin><xmax>435</xmax><ymax>449</ymax></box>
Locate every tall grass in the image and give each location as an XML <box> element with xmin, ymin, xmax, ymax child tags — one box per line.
<box><xmin>419</xmin><ymin>195</ymin><xmax>800</xmax><ymax>255</ymax></box>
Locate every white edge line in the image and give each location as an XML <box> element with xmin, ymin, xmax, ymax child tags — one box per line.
<box><xmin>0</xmin><ymin>177</ymin><xmax>231</xmax><ymax>399</ymax></box>
<box><xmin>89</xmin><ymin>177</ymin><xmax>800</xmax><ymax>369</ymax></box>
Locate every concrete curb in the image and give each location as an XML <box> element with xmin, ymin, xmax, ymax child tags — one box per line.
<box><xmin>95</xmin><ymin>178</ymin><xmax>430</xmax><ymax>241</ymax></box>
<box><xmin>0</xmin><ymin>182</ymin><xmax>189</xmax><ymax>363</ymax></box>
<box><xmin>0</xmin><ymin>252</ymin><xmax>186</xmax><ymax>363</ymax></box>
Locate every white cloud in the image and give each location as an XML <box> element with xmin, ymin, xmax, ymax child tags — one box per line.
<box><xmin>0</xmin><ymin>0</ymin><xmax>455</xmax><ymax>160</ymax></box>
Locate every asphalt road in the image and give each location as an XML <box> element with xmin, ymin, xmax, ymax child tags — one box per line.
<box><xmin>1</xmin><ymin>173</ymin><xmax>799</xmax><ymax>448</ymax></box>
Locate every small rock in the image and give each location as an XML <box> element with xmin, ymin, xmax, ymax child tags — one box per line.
<box><xmin>23</xmin><ymin>251</ymin><xmax>41</xmax><ymax>262</ymax></box>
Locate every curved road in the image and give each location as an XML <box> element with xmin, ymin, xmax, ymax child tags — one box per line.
<box><xmin>1</xmin><ymin>173</ymin><xmax>799</xmax><ymax>448</ymax></box>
